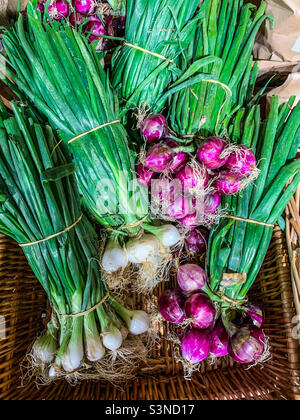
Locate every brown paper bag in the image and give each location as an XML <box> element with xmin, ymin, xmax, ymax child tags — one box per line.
<box><xmin>267</xmin><ymin>71</ymin><xmax>300</xmax><ymax>108</ymax></box>
<box><xmin>254</xmin><ymin>0</ymin><xmax>300</xmax><ymax>62</ymax></box>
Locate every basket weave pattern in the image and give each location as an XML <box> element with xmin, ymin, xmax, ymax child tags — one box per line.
<box><xmin>0</xmin><ymin>226</ymin><xmax>299</xmax><ymax>400</ymax></box>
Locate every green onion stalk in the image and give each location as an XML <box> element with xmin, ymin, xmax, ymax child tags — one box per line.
<box><xmin>162</xmin><ymin>0</ymin><xmax>273</xmax><ymax>138</ymax></box>
<box><xmin>206</xmin><ymin>96</ymin><xmax>300</xmax><ymax>322</ymax></box>
<box><xmin>111</xmin><ymin>0</ymin><xmax>201</xmax><ymax>120</ymax></box>
<box><xmin>0</xmin><ymin>103</ymin><xmax>150</xmax><ymax>381</ymax></box>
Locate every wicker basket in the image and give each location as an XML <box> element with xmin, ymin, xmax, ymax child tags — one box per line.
<box><xmin>0</xmin><ymin>224</ymin><xmax>299</xmax><ymax>400</ymax></box>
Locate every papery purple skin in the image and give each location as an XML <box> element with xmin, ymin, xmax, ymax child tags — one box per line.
<box><xmin>185</xmin><ymin>227</ymin><xmax>209</xmax><ymax>254</ymax></box>
<box><xmin>72</xmin><ymin>0</ymin><xmax>97</xmax><ymax>16</ymax></box>
<box><xmin>229</xmin><ymin>326</ymin><xmax>266</xmax><ymax>364</ymax></box>
<box><xmin>145</xmin><ymin>144</ymin><xmax>173</xmax><ymax>173</ymax></box>
<box><xmin>166</xmin><ymin>196</ymin><xmax>192</xmax><ymax>219</ymax></box>
<box><xmin>177</xmin><ymin>164</ymin><xmax>209</xmax><ymax>191</ymax></box>
<box><xmin>177</xmin><ymin>264</ymin><xmax>207</xmax><ymax>293</ymax></box>
<box><xmin>210</xmin><ymin>321</ymin><xmax>229</xmax><ymax>357</ymax></box>
<box><xmin>226</xmin><ymin>146</ymin><xmax>257</xmax><ymax>177</ymax></box>
<box><xmin>213</xmin><ymin>170</ymin><xmax>241</xmax><ymax>195</ymax></box>
<box><xmin>181</xmin><ymin>328</ymin><xmax>211</xmax><ymax>364</ymax></box>
<box><xmin>159</xmin><ymin>289</ymin><xmax>186</xmax><ymax>324</ymax></box>
<box><xmin>48</xmin><ymin>0</ymin><xmax>70</xmax><ymax>20</ymax></box>
<box><xmin>136</xmin><ymin>164</ymin><xmax>154</xmax><ymax>188</ymax></box>
<box><xmin>197</xmin><ymin>137</ymin><xmax>229</xmax><ymax>170</ymax></box>
<box><xmin>184</xmin><ymin>293</ymin><xmax>216</xmax><ymax>330</ymax></box>
<box><xmin>140</xmin><ymin>115</ymin><xmax>168</xmax><ymax>143</ymax></box>
<box><xmin>204</xmin><ymin>192</ymin><xmax>221</xmax><ymax>214</ymax></box>
<box><xmin>165</xmin><ymin>140</ymin><xmax>189</xmax><ymax>173</ymax></box>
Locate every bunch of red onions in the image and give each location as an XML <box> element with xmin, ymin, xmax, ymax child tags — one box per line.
<box><xmin>158</xmin><ymin>262</ymin><xmax>268</xmax><ymax>367</ymax></box>
<box><xmin>26</xmin><ymin>0</ymin><xmax>116</xmax><ymax>49</ymax></box>
<box><xmin>137</xmin><ymin>114</ymin><xmax>258</xmax><ymax>232</ymax></box>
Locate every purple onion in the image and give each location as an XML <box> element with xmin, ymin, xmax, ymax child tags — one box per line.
<box><xmin>37</xmin><ymin>2</ymin><xmax>45</xmax><ymax>13</ymax></box>
<box><xmin>213</xmin><ymin>170</ymin><xmax>241</xmax><ymax>195</ymax></box>
<box><xmin>210</xmin><ymin>321</ymin><xmax>229</xmax><ymax>357</ymax></box>
<box><xmin>184</xmin><ymin>293</ymin><xmax>216</xmax><ymax>330</ymax></box>
<box><xmin>136</xmin><ymin>164</ymin><xmax>154</xmax><ymax>188</ymax></box>
<box><xmin>243</xmin><ymin>304</ymin><xmax>264</xmax><ymax>328</ymax></box>
<box><xmin>185</xmin><ymin>227</ymin><xmax>209</xmax><ymax>254</ymax></box>
<box><xmin>197</xmin><ymin>137</ymin><xmax>229</xmax><ymax>170</ymax></box>
<box><xmin>226</xmin><ymin>146</ymin><xmax>257</xmax><ymax>177</ymax></box>
<box><xmin>177</xmin><ymin>164</ymin><xmax>209</xmax><ymax>192</ymax></box>
<box><xmin>179</xmin><ymin>212</ymin><xmax>201</xmax><ymax>229</ymax></box>
<box><xmin>166</xmin><ymin>196</ymin><xmax>192</xmax><ymax>219</ymax></box>
<box><xmin>72</xmin><ymin>0</ymin><xmax>97</xmax><ymax>16</ymax></box>
<box><xmin>203</xmin><ymin>192</ymin><xmax>221</xmax><ymax>214</ymax></box>
<box><xmin>140</xmin><ymin>115</ymin><xmax>168</xmax><ymax>143</ymax></box>
<box><xmin>145</xmin><ymin>144</ymin><xmax>173</xmax><ymax>173</ymax></box>
<box><xmin>69</xmin><ymin>11</ymin><xmax>84</xmax><ymax>27</ymax></box>
<box><xmin>85</xmin><ymin>20</ymin><xmax>106</xmax><ymax>44</ymax></box>
<box><xmin>229</xmin><ymin>326</ymin><xmax>266</xmax><ymax>364</ymax></box>
<box><xmin>177</xmin><ymin>264</ymin><xmax>206</xmax><ymax>293</ymax></box>
<box><xmin>165</xmin><ymin>141</ymin><xmax>189</xmax><ymax>173</ymax></box>
<box><xmin>48</xmin><ymin>0</ymin><xmax>69</xmax><ymax>20</ymax></box>
<box><xmin>181</xmin><ymin>328</ymin><xmax>211</xmax><ymax>364</ymax></box>
<box><xmin>159</xmin><ymin>289</ymin><xmax>186</xmax><ymax>324</ymax></box>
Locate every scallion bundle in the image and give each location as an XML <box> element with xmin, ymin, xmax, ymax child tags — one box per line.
<box><xmin>165</xmin><ymin>0</ymin><xmax>272</xmax><ymax>137</ymax></box>
<box><xmin>112</xmin><ymin>0</ymin><xmax>200</xmax><ymax>116</ymax></box>
<box><xmin>0</xmin><ymin>102</ymin><xmax>150</xmax><ymax>381</ymax></box>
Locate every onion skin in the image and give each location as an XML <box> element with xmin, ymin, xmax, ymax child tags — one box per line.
<box><xmin>197</xmin><ymin>137</ymin><xmax>229</xmax><ymax>170</ymax></box>
<box><xmin>203</xmin><ymin>192</ymin><xmax>221</xmax><ymax>214</ymax></box>
<box><xmin>229</xmin><ymin>326</ymin><xmax>266</xmax><ymax>364</ymax></box>
<box><xmin>145</xmin><ymin>144</ymin><xmax>173</xmax><ymax>173</ymax></box>
<box><xmin>177</xmin><ymin>264</ymin><xmax>206</xmax><ymax>293</ymax></box>
<box><xmin>159</xmin><ymin>289</ymin><xmax>186</xmax><ymax>324</ymax></box>
<box><xmin>166</xmin><ymin>141</ymin><xmax>189</xmax><ymax>173</ymax></box>
<box><xmin>185</xmin><ymin>293</ymin><xmax>216</xmax><ymax>330</ymax></box>
<box><xmin>72</xmin><ymin>0</ymin><xmax>97</xmax><ymax>16</ymax></box>
<box><xmin>177</xmin><ymin>164</ymin><xmax>209</xmax><ymax>191</ymax></box>
<box><xmin>226</xmin><ymin>146</ymin><xmax>257</xmax><ymax>177</ymax></box>
<box><xmin>210</xmin><ymin>321</ymin><xmax>229</xmax><ymax>357</ymax></box>
<box><xmin>48</xmin><ymin>0</ymin><xmax>70</xmax><ymax>20</ymax></box>
<box><xmin>140</xmin><ymin>115</ymin><xmax>168</xmax><ymax>143</ymax></box>
<box><xmin>181</xmin><ymin>328</ymin><xmax>211</xmax><ymax>364</ymax></box>
<box><xmin>179</xmin><ymin>212</ymin><xmax>200</xmax><ymax>229</ymax></box>
<box><xmin>136</xmin><ymin>163</ymin><xmax>154</xmax><ymax>188</ymax></box>
<box><xmin>166</xmin><ymin>196</ymin><xmax>192</xmax><ymax>219</ymax></box>
<box><xmin>213</xmin><ymin>170</ymin><xmax>241</xmax><ymax>195</ymax></box>
<box><xmin>185</xmin><ymin>227</ymin><xmax>209</xmax><ymax>253</ymax></box>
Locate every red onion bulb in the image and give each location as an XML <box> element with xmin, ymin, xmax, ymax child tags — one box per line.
<box><xmin>177</xmin><ymin>264</ymin><xmax>206</xmax><ymax>293</ymax></box>
<box><xmin>72</xmin><ymin>0</ymin><xmax>97</xmax><ymax>16</ymax></box>
<box><xmin>226</xmin><ymin>146</ymin><xmax>257</xmax><ymax>177</ymax></box>
<box><xmin>184</xmin><ymin>293</ymin><xmax>216</xmax><ymax>330</ymax></box>
<box><xmin>140</xmin><ymin>115</ymin><xmax>168</xmax><ymax>143</ymax></box>
<box><xmin>197</xmin><ymin>137</ymin><xmax>229</xmax><ymax>170</ymax></box>
<box><xmin>159</xmin><ymin>289</ymin><xmax>186</xmax><ymax>324</ymax></box>
<box><xmin>210</xmin><ymin>321</ymin><xmax>229</xmax><ymax>357</ymax></box>
<box><xmin>48</xmin><ymin>0</ymin><xmax>70</xmax><ymax>21</ymax></box>
<box><xmin>136</xmin><ymin>164</ymin><xmax>154</xmax><ymax>188</ymax></box>
<box><xmin>229</xmin><ymin>326</ymin><xmax>266</xmax><ymax>364</ymax></box>
<box><xmin>185</xmin><ymin>227</ymin><xmax>209</xmax><ymax>254</ymax></box>
<box><xmin>145</xmin><ymin>144</ymin><xmax>173</xmax><ymax>173</ymax></box>
<box><xmin>181</xmin><ymin>328</ymin><xmax>211</xmax><ymax>364</ymax></box>
<box><xmin>213</xmin><ymin>170</ymin><xmax>241</xmax><ymax>195</ymax></box>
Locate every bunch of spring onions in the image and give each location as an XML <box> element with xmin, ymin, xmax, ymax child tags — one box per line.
<box><xmin>1</xmin><ymin>2</ymin><xmax>182</xmax><ymax>286</ymax></box>
<box><xmin>111</xmin><ymin>0</ymin><xmax>201</xmax><ymax>117</ymax></box>
<box><xmin>0</xmin><ymin>102</ymin><xmax>150</xmax><ymax>380</ymax></box>
<box><xmin>157</xmin><ymin>0</ymin><xmax>273</xmax><ymax>137</ymax></box>
<box><xmin>157</xmin><ymin>96</ymin><xmax>300</xmax><ymax>371</ymax></box>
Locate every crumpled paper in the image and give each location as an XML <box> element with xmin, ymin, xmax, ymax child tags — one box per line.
<box><xmin>254</xmin><ymin>0</ymin><xmax>300</xmax><ymax>62</ymax></box>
